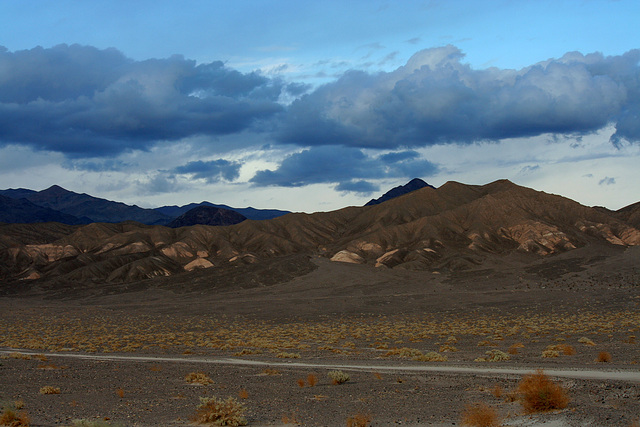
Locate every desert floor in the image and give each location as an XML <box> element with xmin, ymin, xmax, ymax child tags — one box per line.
<box><xmin>1</xmin><ymin>248</ymin><xmax>640</xmax><ymax>426</ymax></box>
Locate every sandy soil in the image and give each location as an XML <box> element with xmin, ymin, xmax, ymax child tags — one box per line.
<box><xmin>1</xmin><ymin>246</ymin><xmax>640</xmax><ymax>426</ymax></box>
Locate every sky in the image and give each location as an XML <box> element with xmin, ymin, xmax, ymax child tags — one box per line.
<box><xmin>0</xmin><ymin>0</ymin><xmax>639</xmax><ymax>213</ymax></box>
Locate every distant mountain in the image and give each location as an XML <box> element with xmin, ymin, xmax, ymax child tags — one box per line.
<box><xmin>365</xmin><ymin>178</ymin><xmax>435</xmax><ymax>206</ymax></box>
<box><xmin>0</xmin><ymin>194</ymin><xmax>89</xmax><ymax>225</ymax></box>
<box><xmin>156</xmin><ymin>202</ymin><xmax>289</xmax><ymax>221</ymax></box>
<box><xmin>3</xmin><ymin>179</ymin><xmax>639</xmax><ymax>284</ymax></box>
<box><xmin>1</xmin><ymin>185</ymin><xmax>171</xmax><ymax>225</ymax></box>
<box><xmin>167</xmin><ymin>206</ymin><xmax>247</xmax><ymax>228</ymax></box>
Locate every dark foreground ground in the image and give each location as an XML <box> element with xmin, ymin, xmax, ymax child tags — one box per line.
<box><xmin>1</xmin><ymin>245</ymin><xmax>640</xmax><ymax>426</ymax></box>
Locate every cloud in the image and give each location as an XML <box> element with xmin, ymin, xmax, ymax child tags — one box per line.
<box><xmin>0</xmin><ymin>44</ymin><xmax>283</xmax><ymax>158</ymax></box>
<box><xmin>335</xmin><ymin>180</ymin><xmax>379</xmax><ymax>195</ymax></box>
<box><xmin>249</xmin><ymin>146</ymin><xmax>438</xmax><ymax>187</ymax></box>
<box><xmin>277</xmin><ymin>46</ymin><xmax>640</xmax><ymax>149</ymax></box>
<box><xmin>519</xmin><ymin>165</ymin><xmax>540</xmax><ymax>174</ymax></box>
<box><xmin>599</xmin><ymin>176</ymin><xmax>616</xmax><ymax>186</ymax></box>
<box><xmin>173</xmin><ymin>159</ymin><xmax>241</xmax><ymax>183</ymax></box>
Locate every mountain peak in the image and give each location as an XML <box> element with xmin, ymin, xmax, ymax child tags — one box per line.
<box><xmin>365</xmin><ymin>178</ymin><xmax>435</xmax><ymax>206</ymax></box>
<box><xmin>41</xmin><ymin>185</ymin><xmax>73</xmax><ymax>195</ymax></box>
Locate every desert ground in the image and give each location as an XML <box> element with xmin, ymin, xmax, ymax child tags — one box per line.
<box><xmin>1</xmin><ymin>245</ymin><xmax>640</xmax><ymax>426</ymax></box>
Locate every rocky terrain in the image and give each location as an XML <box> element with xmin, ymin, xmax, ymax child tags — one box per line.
<box><xmin>1</xmin><ymin>179</ymin><xmax>639</xmax><ymax>286</ymax></box>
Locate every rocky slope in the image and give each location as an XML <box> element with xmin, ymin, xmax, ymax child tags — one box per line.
<box><xmin>1</xmin><ymin>180</ymin><xmax>639</xmax><ymax>284</ymax></box>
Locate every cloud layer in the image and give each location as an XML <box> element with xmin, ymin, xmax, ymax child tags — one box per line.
<box><xmin>0</xmin><ymin>44</ymin><xmax>285</xmax><ymax>157</ymax></box>
<box><xmin>278</xmin><ymin>46</ymin><xmax>640</xmax><ymax>148</ymax></box>
<box><xmin>1</xmin><ymin>44</ymin><xmax>639</xmax><ymax>192</ymax></box>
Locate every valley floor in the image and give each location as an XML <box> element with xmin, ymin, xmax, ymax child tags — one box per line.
<box><xmin>1</xmin><ymin>249</ymin><xmax>640</xmax><ymax>426</ymax></box>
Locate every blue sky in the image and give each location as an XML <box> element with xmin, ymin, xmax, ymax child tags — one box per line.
<box><xmin>0</xmin><ymin>0</ymin><xmax>639</xmax><ymax>212</ymax></box>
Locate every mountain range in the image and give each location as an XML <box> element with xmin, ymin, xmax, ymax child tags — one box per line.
<box><xmin>0</xmin><ymin>185</ymin><xmax>289</xmax><ymax>225</ymax></box>
<box><xmin>1</xmin><ymin>179</ymin><xmax>639</xmax><ymax>286</ymax></box>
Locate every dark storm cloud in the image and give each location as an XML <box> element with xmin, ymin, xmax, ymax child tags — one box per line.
<box><xmin>335</xmin><ymin>180</ymin><xmax>379</xmax><ymax>195</ymax></box>
<box><xmin>249</xmin><ymin>146</ymin><xmax>438</xmax><ymax>190</ymax></box>
<box><xmin>277</xmin><ymin>46</ymin><xmax>640</xmax><ymax>148</ymax></box>
<box><xmin>0</xmin><ymin>44</ymin><xmax>283</xmax><ymax>157</ymax></box>
<box><xmin>173</xmin><ymin>159</ymin><xmax>241</xmax><ymax>182</ymax></box>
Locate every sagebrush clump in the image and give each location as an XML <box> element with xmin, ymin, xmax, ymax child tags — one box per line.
<box><xmin>461</xmin><ymin>402</ymin><xmax>501</xmax><ymax>427</ymax></box>
<box><xmin>0</xmin><ymin>401</ymin><xmax>30</xmax><ymax>426</ymax></box>
<box><xmin>185</xmin><ymin>372</ymin><xmax>213</xmax><ymax>385</ymax></box>
<box><xmin>517</xmin><ymin>370</ymin><xmax>569</xmax><ymax>413</ymax></box>
<box><xmin>328</xmin><ymin>370</ymin><xmax>350</xmax><ymax>385</ymax></box>
<box><xmin>194</xmin><ymin>396</ymin><xmax>247</xmax><ymax>426</ymax></box>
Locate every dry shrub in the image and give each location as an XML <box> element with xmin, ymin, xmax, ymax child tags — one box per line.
<box><xmin>185</xmin><ymin>372</ymin><xmax>213</xmax><ymax>385</ymax></box>
<box><xmin>149</xmin><ymin>365</ymin><xmax>162</xmax><ymax>372</ymax></box>
<box><xmin>328</xmin><ymin>370</ymin><xmax>350</xmax><ymax>385</ymax></box>
<box><xmin>116</xmin><ymin>388</ymin><xmax>125</xmax><ymax>398</ymax></box>
<box><xmin>33</xmin><ymin>354</ymin><xmax>48</xmax><ymax>362</ymax></box>
<box><xmin>0</xmin><ymin>406</ymin><xmax>30</xmax><ymax>426</ymax></box>
<box><xmin>461</xmin><ymin>402</ymin><xmax>501</xmax><ymax>427</ymax></box>
<box><xmin>296</xmin><ymin>378</ymin><xmax>305</xmax><ymax>388</ymax></box>
<box><xmin>194</xmin><ymin>396</ymin><xmax>247</xmax><ymax>426</ymax></box>
<box><xmin>439</xmin><ymin>344</ymin><xmax>458</xmax><ymax>352</ymax></box>
<box><xmin>281</xmin><ymin>413</ymin><xmax>300</xmax><ymax>425</ymax></box>
<box><xmin>39</xmin><ymin>386</ymin><xmax>60</xmax><ymax>395</ymax></box>
<box><xmin>8</xmin><ymin>353</ymin><xmax>31</xmax><ymax>360</ymax></box>
<box><xmin>373</xmin><ymin>372</ymin><xmax>382</xmax><ymax>380</ymax></box>
<box><xmin>517</xmin><ymin>370</ymin><xmax>569</xmax><ymax>413</ymax></box>
<box><xmin>307</xmin><ymin>374</ymin><xmax>318</xmax><ymax>387</ymax></box>
<box><xmin>508</xmin><ymin>343</ymin><xmax>524</xmax><ymax>355</ymax></box>
<box><xmin>578</xmin><ymin>337</ymin><xmax>595</xmax><ymax>346</ymax></box>
<box><xmin>238</xmin><ymin>389</ymin><xmax>248</xmax><ymax>399</ymax></box>
<box><xmin>597</xmin><ymin>351</ymin><xmax>612</xmax><ymax>363</ymax></box>
<box><xmin>346</xmin><ymin>413</ymin><xmax>371</xmax><ymax>427</ymax></box>
<box><xmin>262</xmin><ymin>368</ymin><xmax>280</xmax><ymax>376</ymax></box>
<box><xmin>384</xmin><ymin>347</ymin><xmax>422</xmax><ymax>358</ymax></box>
<box><xmin>413</xmin><ymin>351</ymin><xmax>447</xmax><ymax>362</ymax></box>
<box><xmin>561</xmin><ymin>345</ymin><xmax>576</xmax><ymax>355</ymax></box>
<box><xmin>276</xmin><ymin>352</ymin><xmax>300</xmax><ymax>359</ymax></box>
<box><xmin>541</xmin><ymin>349</ymin><xmax>559</xmax><ymax>358</ymax></box>
<box><xmin>478</xmin><ymin>350</ymin><xmax>510</xmax><ymax>362</ymax></box>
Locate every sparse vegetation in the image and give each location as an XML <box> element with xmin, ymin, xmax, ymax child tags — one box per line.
<box><xmin>1</xmin><ymin>401</ymin><xmax>30</xmax><ymax>426</ymax></box>
<box><xmin>186</xmin><ymin>372</ymin><xmax>214</xmax><ymax>385</ymax></box>
<box><xmin>328</xmin><ymin>370</ymin><xmax>350</xmax><ymax>385</ymax></box>
<box><xmin>578</xmin><ymin>337</ymin><xmax>595</xmax><ymax>346</ymax></box>
<box><xmin>413</xmin><ymin>351</ymin><xmax>447</xmax><ymax>362</ymax></box>
<box><xmin>194</xmin><ymin>396</ymin><xmax>247</xmax><ymax>426</ymax></box>
<box><xmin>39</xmin><ymin>386</ymin><xmax>61</xmax><ymax>395</ymax></box>
<box><xmin>346</xmin><ymin>413</ymin><xmax>371</xmax><ymax>427</ymax></box>
<box><xmin>597</xmin><ymin>351</ymin><xmax>612</xmax><ymax>363</ymax></box>
<box><xmin>517</xmin><ymin>370</ymin><xmax>569</xmax><ymax>413</ymax></box>
<box><xmin>307</xmin><ymin>374</ymin><xmax>318</xmax><ymax>387</ymax></box>
<box><xmin>475</xmin><ymin>350</ymin><xmax>510</xmax><ymax>362</ymax></box>
<box><xmin>276</xmin><ymin>352</ymin><xmax>300</xmax><ymax>359</ymax></box>
<box><xmin>461</xmin><ymin>402</ymin><xmax>501</xmax><ymax>427</ymax></box>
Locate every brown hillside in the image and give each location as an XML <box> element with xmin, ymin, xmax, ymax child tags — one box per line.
<box><xmin>1</xmin><ymin>180</ymin><xmax>638</xmax><ymax>285</ymax></box>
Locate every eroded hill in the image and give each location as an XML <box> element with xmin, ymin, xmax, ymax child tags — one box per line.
<box><xmin>1</xmin><ymin>180</ymin><xmax>639</xmax><ymax>287</ymax></box>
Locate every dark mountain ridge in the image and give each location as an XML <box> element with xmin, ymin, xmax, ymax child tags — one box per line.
<box><xmin>1</xmin><ymin>185</ymin><xmax>290</xmax><ymax>225</ymax></box>
<box><xmin>166</xmin><ymin>206</ymin><xmax>247</xmax><ymax>228</ymax></box>
<box><xmin>365</xmin><ymin>178</ymin><xmax>435</xmax><ymax>206</ymax></box>
<box><xmin>155</xmin><ymin>201</ymin><xmax>289</xmax><ymax>221</ymax></box>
